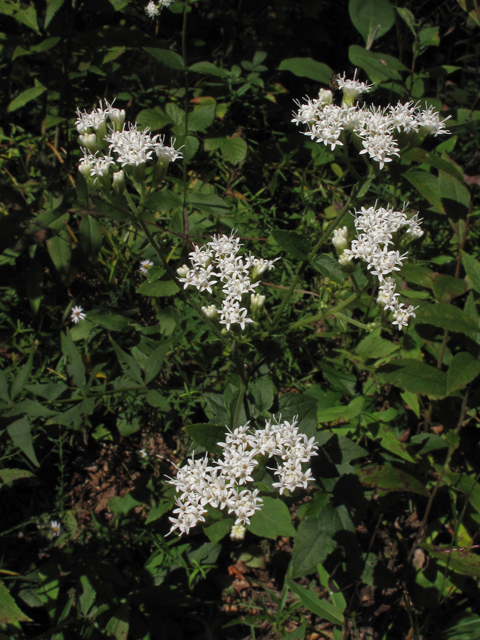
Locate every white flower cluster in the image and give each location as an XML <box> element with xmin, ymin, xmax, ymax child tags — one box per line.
<box><xmin>293</xmin><ymin>73</ymin><xmax>450</xmax><ymax>170</ymax></box>
<box><xmin>167</xmin><ymin>416</ymin><xmax>318</xmax><ymax>536</ymax></box>
<box><xmin>145</xmin><ymin>0</ymin><xmax>173</xmax><ymax>18</ymax></box>
<box><xmin>76</xmin><ymin>100</ymin><xmax>182</xmax><ymax>191</ymax></box>
<box><xmin>177</xmin><ymin>231</ymin><xmax>278</xmax><ymax>331</ymax></box>
<box><xmin>342</xmin><ymin>204</ymin><xmax>422</xmax><ymax>329</ymax></box>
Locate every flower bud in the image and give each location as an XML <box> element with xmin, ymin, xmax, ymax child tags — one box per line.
<box><xmin>332</xmin><ymin>226</ymin><xmax>349</xmax><ymax>251</ymax></box>
<box><xmin>250</xmin><ymin>293</ymin><xmax>266</xmax><ymax>314</ymax></box>
<box><xmin>176</xmin><ymin>265</ymin><xmax>189</xmax><ymax>278</ymax></box>
<box><xmin>112</xmin><ymin>169</ymin><xmax>125</xmax><ymax>196</ymax></box>
<box><xmin>109</xmin><ymin>108</ymin><xmax>126</xmax><ymax>132</ymax></box>
<box><xmin>202</xmin><ymin>305</ymin><xmax>218</xmax><ymax>319</ymax></box>
<box><xmin>82</xmin><ymin>133</ymin><xmax>100</xmax><ymax>153</ymax></box>
<box><xmin>230</xmin><ymin>524</ymin><xmax>246</xmax><ymax>541</ymax></box>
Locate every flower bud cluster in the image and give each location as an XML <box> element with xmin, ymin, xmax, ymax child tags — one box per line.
<box><xmin>76</xmin><ymin>100</ymin><xmax>182</xmax><ymax>193</ymax></box>
<box><xmin>342</xmin><ymin>204</ymin><xmax>422</xmax><ymax>329</ymax></box>
<box><xmin>292</xmin><ymin>73</ymin><xmax>450</xmax><ymax>170</ymax></box>
<box><xmin>167</xmin><ymin>416</ymin><xmax>318</xmax><ymax>536</ymax></box>
<box><xmin>177</xmin><ymin>231</ymin><xmax>278</xmax><ymax>331</ymax></box>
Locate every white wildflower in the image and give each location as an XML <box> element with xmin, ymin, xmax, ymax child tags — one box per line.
<box><xmin>71</xmin><ymin>306</ymin><xmax>86</xmax><ymax>324</ymax></box>
<box><xmin>50</xmin><ymin>520</ymin><xmax>61</xmax><ymax>537</ymax></box>
<box><xmin>139</xmin><ymin>259</ymin><xmax>154</xmax><ymax>274</ymax></box>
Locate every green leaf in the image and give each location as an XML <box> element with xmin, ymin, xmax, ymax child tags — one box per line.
<box><xmin>271</xmin><ymin>230</ymin><xmax>311</xmax><ymax>261</ymax></box>
<box><xmin>248</xmin><ymin>497</ymin><xmax>296</xmax><ymax>539</ymax></box>
<box><xmin>144</xmin><ymin>47</ymin><xmax>185</xmax><ymax>70</ymax></box>
<box><xmin>145</xmin><ymin>499</ymin><xmax>172</xmax><ymax>524</ymax></box>
<box><xmin>432</xmin><ymin>274</ymin><xmax>466</xmax><ymax>303</ymax></box>
<box><xmin>317</xmin><ymin>396</ymin><xmax>364</xmax><ymax>424</ymax></box>
<box><xmin>349</xmin><ymin>0</ymin><xmax>395</xmax><ymax>47</ymax></box>
<box><xmin>313</xmin><ymin>254</ymin><xmax>345</xmax><ymax>285</ymax></box>
<box><xmin>379</xmin><ymin>359</ymin><xmax>447</xmax><ymax>398</ymax></box>
<box><xmin>188</xmin><ymin>192</ymin><xmax>230</xmax><ymax>216</ymax></box>
<box><xmin>357</xmin><ymin>464</ymin><xmax>429</xmax><ymax>496</ymax></box>
<box><xmin>61</xmin><ymin>329</ymin><xmax>86</xmax><ymax>388</ymax></box>
<box><xmin>188</xmin><ymin>103</ymin><xmax>216</xmax><ymax>132</ymax></box>
<box><xmin>11</xmin><ymin>349</ymin><xmax>34</xmax><ymax>401</ymax></box>
<box><xmin>396</xmin><ymin>6</ymin><xmax>415</xmax><ymax>35</ymax></box>
<box><xmin>7</xmin><ymin>1</ymin><xmax>40</xmax><ymax>33</ymax></box>
<box><xmin>78</xmin><ymin>576</ymin><xmax>96</xmax><ymax>617</ymax></box>
<box><xmin>189</xmin><ymin>61</ymin><xmax>228</xmax><ymax>77</ymax></box>
<box><xmin>291</xmin><ymin>517</ymin><xmax>336</xmax><ymax>578</ymax></box>
<box><xmin>287</xmin><ymin>579</ymin><xmax>344</xmax><ymax>625</ymax></box>
<box><xmin>136</xmin><ymin>107</ymin><xmax>173</xmax><ymax>131</ymax></box>
<box><xmin>185</xmin><ymin>423</ymin><xmax>228</xmax><ymax>455</ymax></box>
<box><xmin>108</xmin><ymin>492</ymin><xmax>142</xmax><ymax>516</ymax></box>
<box><xmin>144</xmin><ymin>343</ymin><xmax>169</xmax><ymax>384</ymax></box>
<box><xmin>252</xmin><ymin>376</ymin><xmax>275</xmax><ymax>416</ymax></box>
<box><xmin>440</xmin><ymin>170</ymin><xmax>470</xmax><ymax>219</ymax></box>
<box><xmin>415</xmin><ymin>303</ymin><xmax>474</xmax><ymax>333</ymax></box>
<box><xmin>206</xmin><ymin>136</ymin><xmax>248</xmax><ymax>165</ymax></box>
<box><xmin>7</xmin><ymin>418</ymin><xmax>39</xmax><ymax>467</ymax></box>
<box><xmin>204</xmin><ymin>518</ymin><xmax>235</xmax><ymax>544</ymax></box>
<box><xmin>0</xmin><ymin>369</ymin><xmax>10</xmax><ymax>403</ymax></box>
<box><xmin>46</xmin><ymin>213</ymin><xmax>73</xmax><ymax>284</ymax></box>
<box><xmin>375</xmin><ymin>423</ymin><xmax>416</xmax><ymax>463</ymax></box>
<box><xmin>145</xmin><ymin>189</ymin><xmax>182</xmax><ymax>213</ymax></box>
<box><xmin>145</xmin><ymin>390</ymin><xmax>170</xmax><ymax>411</ymax></box>
<box><xmin>278</xmin><ymin>393</ymin><xmax>318</xmax><ymax>439</ymax></box>
<box><xmin>26</xmin><ymin>383</ymin><xmax>68</xmax><ymax>401</ymax></box>
<box><xmin>8</xmin><ymin>85</ymin><xmax>46</xmax><ymax>112</ymax></box>
<box><xmin>27</xmin><ymin>254</ymin><xmax>43</xmax><ymax>315</ymax></box>
<box><xmin>321</xmin><ymin>363</ymin><xmax>356</xmax><ymax>396</ymax></box>
<box><xmin>146</xmin><ymin>266</ymin><xmax>165</xmax><ymax>283</ymax></box>
<box><xmin>0</xmin><ymin>581</ymin><xmax>31</xmax><ymax>623</ymax></box>
<box><xmin>0</xmin><ymin>468</ymin><xmax>34</xmax><ymax>486</ymax></box>
<box><xmin>105</xmin><ymin>603</ymin><xmax>130</xmax><ymax>640</ymax></box>
<box><xmin>137</xmin><ymin>278</ymin><xmax>180</xmax><ymax>297</ymax></box>
<box><xmin>420</xmin><ymin>543</ymin><xmax>480</xmax><ymax>578</ymax></box>
<box><xmin>278</xmin><ymin>58</ymin><xmax>332</xmax><ymax>84</ymax></box>
<box><xmin>6</xmin><ymin>399</ymin><xmax>56</xmax><ymax>418</ymax></box>
<box><xmin>461</xmin><ymin>251</ymin><xmax>480</xmax><ymax>294</ymax></box>
<box><xmin>446</xmin><ymin>352</ymin><xmax>480</xmax><ymax>395</ymax></box>
<box><xmin>355</xmin><ymin>329</ymin><xmax>400</xmax><ymax>359</ymax></box>
<box><xmin>79</xmin><ymin>216</ymin><xmax>103</xmax><ymax>262</ymax></box>
<box><xmin>404</xmin><ymin>171</ymin><xmax>443</xmax><ymax>213</ymax></box>
<box><xmin>110</xmin><ymin>338</ymin><xmax>143</xmax><ymax>384</ymax></box>
<box><xmin>45</xmin><ymin>0</ymin><xmax>65</xmax><ymax>28</ymax></box>
<box><xmin>348</xmin><ymin>46</ymin><xmax>407</xmax><ymax>83</ymax></box>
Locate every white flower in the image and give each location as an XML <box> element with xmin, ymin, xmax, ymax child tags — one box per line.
<box><xmin>332</xmin><ymin>226</ymin><xmax>349</xmax><ymax>251</ymax></box>
<box><xmin>145</xmin><ymin>0</ymin><xmax>160</xmax><ymax>17</ymax></box>
<box><xmin>392</xmin><ymin>303</ymin><xmax>418</xmax><ymax>329</ymax></box>
<box><xmin>104</xmin><ymin>123</ymin><xmax>156</xmax><ymax>167</ymax></box>
<box><xmin>50</xmin><ymin>520</ymin><xmax>61</xmax><ymax>537</ymax></box>
<box><xmin>416</xmin><ymin>106</ymin><xmax>451</xmax><ymax>137</ymax></box>
<box><xmin>337</xmin><ymin>70</ymin><xmax>373</xmax><ymax>104</ymax></box>
<box><xmin>139</xmin><ymin>259</ymin><xmax>154</xmax><ymax>274</ymax></box>
<box><xmin>139</xmin><ymin>449</ymin><xmax>148</xmax><ymax>458</ymax></box>
<box><xmin>202</xmin><ymin>304</ymin><xmax>218</xmax><ymax>319</ymax></box>
<box><xmin>71</xmin><ymin>306</ymin><xmax>86</xmax><ymax>324</ymax></box>
<box><xmin>154</xmin><ymin>136</ymin><xmax>183</xmax><ymax>163</ymax></box>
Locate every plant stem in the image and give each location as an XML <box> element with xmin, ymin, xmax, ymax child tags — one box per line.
<box><xmin>181</xmin><ymin>0</ymin><xmax>189</xmax><ymax>240</ymax></box>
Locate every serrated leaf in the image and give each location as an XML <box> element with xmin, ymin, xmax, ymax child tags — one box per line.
<box><xmin>7</xmin><ymin>418</ymin><xmax>39</xmax><ymax>467</ymax></box>
<box><xmin>45</xmin><ymin>0</ymin><xmax>65</xmax><ymax>29</ymax></box>
<box><xmin>105</xmin><ymin>603</ymin><xmax>129</xmax><ymax>640</ymax></box>
<box><xmin>137</xmin><ymin>107</ymin><xmax>173</xmax><ymax>131</ymax></box>
<box><xmin>185</xmin><ymin>423</ymin><xmax>228</xmax><ymax>455</ymax></box>
<box><xmin>8</xmin><ymin>85</ymin><xmax>46</xmax><ymax>112</ymax></box>
<box><xmin>144</xmin><ymin>47</ymin><xmax>185</xmax><ymax>71</ymax></box>
<box><xmin>145</xmin><ymin>390</ymin><xmax>170</xmax><ymax>411</ymax></box>
<box><xmin>421</xmin><ymin>543</ymin><xmax>480</xmax><ymax>577</ymax></box>
<box><xmin>272</xmin><ymin>230</ymin><xmax>311</xmax><ymax>261</ymax></box>
<box><xmin>447</xmin><ymin>352</ymin><xmax>480</xmax><ymax>395</ymax></box>
<box><xmin>0</xmin><ymin>581</ymin><xmax>31</xmax><ymax>623</ymax></box>
<box><xmin>145</xmin><ymin>189</ymin><xmax>182</xmax><ymax>212</ymax></box>
<box><xmin>278</xmin><ymin>58</ymin><xmax>332</xmax><ymax>83</ymax></box>
<box><xmin>248</xmin><ymin>497</ymin><xmax>296</xmax><ymax>539</ymax></box>
<box><xmin>144</xmin><ymin>343</ymin><xmax>169</xmax><ymax>384</ymax></box>
<box><xmin>0</xmin><ymin>468</ymin><xmax>34</xmax><ymax>486</ymax></box>
<box><xmin>404</xmin><ymin>171</ymin><xmax>443</xmax><ymax>213</ymax></box>
<box><xmin>188</xmin><ymin>103</ymin><xmax>216</xmax><ymax>132</ymax></box>
<box><xmin>11</xmin><ymin>350</ymin><xmax>34</xmax><ymax>401</ymax></box>
<box><xmin>379</xmin><ymin>359</ymin><xmax>447</xmax><ymax>398</ymax></box>
<box><xmin>313</xmin><ymin>254</ymin><xmax>345</xmax><ymax>284</ymax></box>
<box><xmin>147</xmin><ymin>266</ymin><xmax>166</xmax><ymax>283</ymax></box>
<box><xmin>415</xmin><ymin>303</ymin><xmax>474</xmax><ymax>333</ymax></box>
<box><xmin>357</xmin><ymin>464</ymin><xmax>429</xmax><ymax>496</ymax></box>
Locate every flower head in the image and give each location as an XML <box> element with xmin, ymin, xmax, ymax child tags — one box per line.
<box><xmin>139</xmin><ymin>259</ymin><xmax>154</xmax><ymax>274</ymax></box>
<box><xmin>50</xmin><ymin>520</ymin><xmax>61</xmax><ymax>537</ymax></box>
<box><xmin>71</xmin><ymin>306</ymin><xmax>86</xmax><ymax>324</ymax></box>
